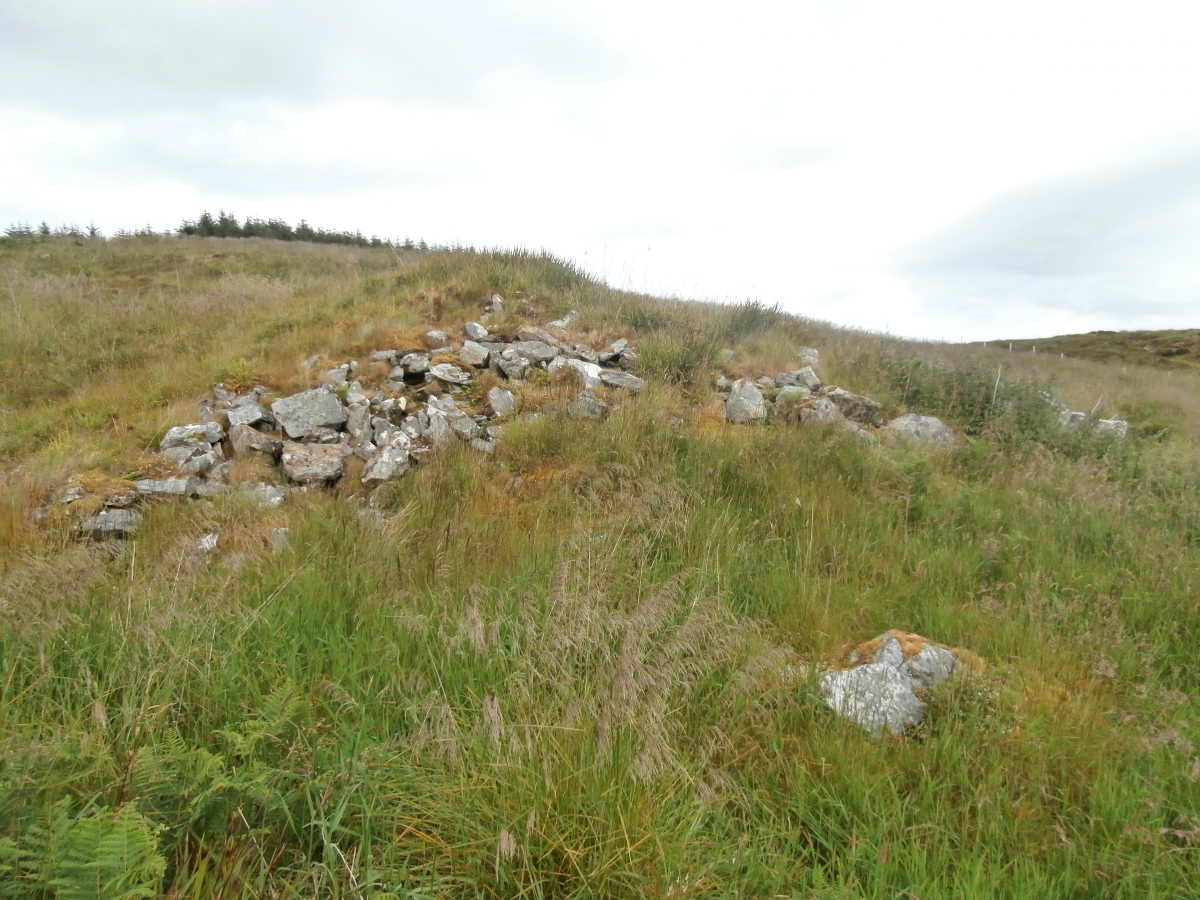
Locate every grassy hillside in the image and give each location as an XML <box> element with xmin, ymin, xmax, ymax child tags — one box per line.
<box><xmin>2</xmin><ymin>234</ymin><xmax>1200</xmax><ymax>897</ymax></box>
<box><xmin>979</xmin><ymin>329</ymin><xmax>1200</xmax><ymax>373</ymax></box>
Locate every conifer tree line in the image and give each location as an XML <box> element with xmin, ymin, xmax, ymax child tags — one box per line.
<box><xmin>5</xmin><ymin>212</ymin><xmax>433</xmax><ymax>250</ymax></box>
<box><xmin>176</xmin><ymin>211</ymin><xmax>396</xmax><ymax>247</ymax></box>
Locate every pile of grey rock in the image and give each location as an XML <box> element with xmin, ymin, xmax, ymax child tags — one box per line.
<box><xmin>61</xmin><ymin>314</ymin><xmax>645</xmax><ymax>537</ymax></box>
<box><xmin>716</xmin><ymin>351</ymin><xmax>955</xmax><ymax>448</ymax></box>
<box><xmin>1049</xmin><ymin>397</ymin><xmax>1129</xmax><ymax>438</ymax></box>
<box><xmin>820</xmin><ymin>630</ymin><xmax>967</xmax><ymax>735</ymax></box>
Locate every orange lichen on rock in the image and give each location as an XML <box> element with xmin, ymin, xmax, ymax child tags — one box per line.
<box><xmin>844</xmin><ymin>629</ymin><xmax>987</xmax><ymax>674</ymax></box>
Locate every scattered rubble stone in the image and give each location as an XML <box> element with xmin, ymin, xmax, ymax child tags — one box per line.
<box><xmin>464</xmin><ymin>321</ymin><xmax>489</xmax><ymax>341</ymax></box>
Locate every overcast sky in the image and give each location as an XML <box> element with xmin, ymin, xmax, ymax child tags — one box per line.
<box><xmin>3</xmin><ymin>0</ymin><xmax>1199</xmax><ymax>340</ymax></box>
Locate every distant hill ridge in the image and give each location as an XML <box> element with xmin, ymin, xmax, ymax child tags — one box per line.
<box><xmin>976</xmin><ymin>329</ymin><xmax>1200</xmax><ymax>370</ymax></box>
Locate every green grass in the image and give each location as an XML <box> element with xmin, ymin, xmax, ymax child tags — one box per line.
<box><xmin>980</xmin><ymin>329</ymin><xmax>1200</xmax><ymax>372</ymax></box>
<box><xmin>1</xmin><ymin>234</ymin><xmax>1199</xmax><ymax>897</ymax></box>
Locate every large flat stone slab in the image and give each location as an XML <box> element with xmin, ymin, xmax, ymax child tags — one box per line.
<box><xmin>271</xmin><ymin>389</ymin><xmax>347</xmax><ymax>439</ymax></box>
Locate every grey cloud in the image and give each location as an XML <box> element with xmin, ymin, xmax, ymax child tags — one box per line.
<box><xmin>65</xmin><ymin>111</ymin><xmax>480</xmax><ymax>200</ymax></box>
<box><xmin>897</xmin><ymin>139</ymin><xmax>1200</xmax><ymax>329</ymax></box>
<box><xmin>0</xmin><ymin>0</ymin><xmax>619</xmax><ymax>116</ymax></box>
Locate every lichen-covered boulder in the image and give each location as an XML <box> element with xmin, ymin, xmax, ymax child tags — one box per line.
<box><xmin>161</xmin><ymin>422</ymin><xmax>224</xmax><ymax>450</ymax></box>
<box><xmin>883</xmin><ymin>413</ymin><xmax>954</xmax><ymax>447</ymax></box>
<box><xmin>820</xmin><ymin>630</ymin><xmax>980</xmax><ymax>736</ymax></box>
<box><xmin>774</xmin><ymin>385</ymin><xmax>812</xmax><ymax>417</ymax></box>
<box><xmin>508</xmin><ymin>341</ymin><xmax>559</xmax><ymax>365</ymax></box>
<box><xmin>281</xmin><ymin>442</ymin><xmax>345</xmax><ymax>484</ymax></box>
<box><xmin>823</xmin><ymin>387</ymin><xmax>883</xmax><ymax>426</ymax></box>
<box><xmin>271</xmin><ymin>389</ymin><xmax>347</xmax><ymax>439</ymax></box>
<box><xmin>362</xmin><ymin>443</ymin><xmax>410</xmax><ymax>486</ymax></box>
<box><xmin>549</xmin><ymin>357</ymin><xmax>604</xmax><ymax>389</ymax></box>
<box><xmin>800</xmin><ymin>397</ymin><xmax>841</xmax><ymax>425</ymax></box>
<box><xmin>398</xmin><ymin>352</ymin><xmax>431</xmax><ymax>375</ymax></box>
<box><xmin>224</xmin><ymin>403</ymin><xmax>272</xmax><ymax>429</ymax></box>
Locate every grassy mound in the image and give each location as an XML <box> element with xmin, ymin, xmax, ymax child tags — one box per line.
<box><xmin>1</xmin><ymin>234</ymin><xmax>1199</xmax><ymax>897</ymax></box>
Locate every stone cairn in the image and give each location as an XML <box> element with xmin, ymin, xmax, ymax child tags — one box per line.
<box><xmin>62</xmin><ymin>306</ymin><xmax>643</xmax><ymax>540</ymax></box>
<box><xmin>717</xmin><ymin>347</ymin><xmax>1127</xmax><ymax>446</ymax></box>
<box><xmin>57</xmin><ymin>325</ymin><xmax>1128</xmax><ymax>738</ymax></box>
<box><xmin>715</xmin><ymin>348</ymin><xmax>958</xmax><ymax>448</ymax></box>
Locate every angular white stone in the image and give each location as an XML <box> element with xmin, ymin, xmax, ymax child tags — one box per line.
<box><xmin>487</xmin><ymin>387</ymin><xmax>515</xmax><ymax>416</ymax></box>
<box><xmin>362</xmin><ymin>444</ymin><xmax>410</xmax><ymax>486</ymax></box>
<box><xmin>271</xmin><ymin>389</ymin><xmax>347</xmax><ymax>439</ymax></box>
<box><xmin>725</xmin><ymin>380</ymin><xmax>766</xmax><ymax>424</ymax></box>
<box><xmin>599</xmin><ymin>369</ymin><xmax>646</xmax><ymax>391</ymax></box>
<box><xmin>430</xmin><ymin>363</ymin><xmax>472</xmax><ymax>385</ymax></box>
<box><xmin>459</xmin><ymin>340</ymin><xmax>490</xmax><ymax>367</ymax></box>
<box><xmin>281</xmin><ymin>442</ymin><xmax>345</xmax><ymax>483</ymax></box>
